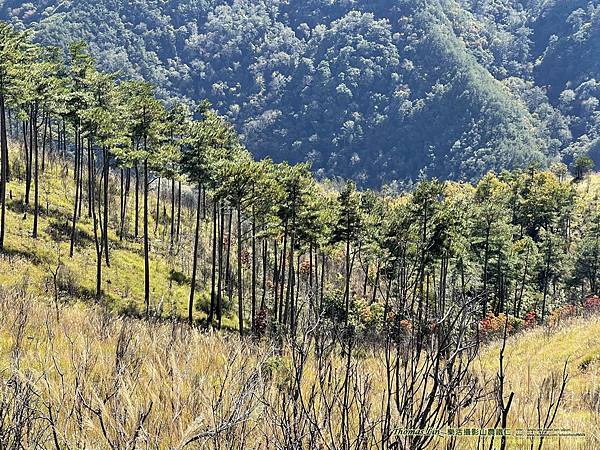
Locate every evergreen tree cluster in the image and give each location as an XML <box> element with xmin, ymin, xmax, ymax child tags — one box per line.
<box><xmin>0</xmin><ymin>22</ymin><xmax>598</xmax><ymax>338</ymax></box>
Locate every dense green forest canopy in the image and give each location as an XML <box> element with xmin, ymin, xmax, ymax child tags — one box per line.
<box><xmin>1</xmin><ymin>0</ymin><xmax>599</xmax><ymax>186</ymax></box>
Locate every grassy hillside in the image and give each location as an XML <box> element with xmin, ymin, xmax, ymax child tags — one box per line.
<box><xmin>478</xmin><ymin>317</ymin><xmax>600</xmax><ymax>448</ymax></box>
<box><xmin>0</xmin><ymin>287</ymin><xmax>598</xmax><ymax>448</ymax></box>
<box><xmin>0</xmin><ymin>143</ymin><xmax>240</xmax><ymax>328</ymax></box>
<box><xmin>2</xmin><ymin>140</ymin><xmax>600</xmax><ymax>327</ymax></box>
<box><xmin>1</xmin><ymin>143</ymin><xmax>600</xmax><ymax>447</ymax></box>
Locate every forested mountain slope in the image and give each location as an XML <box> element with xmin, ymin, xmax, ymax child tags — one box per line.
<box><xmin>1</xmin><ymin>0</ymin><xmax>598</xmax><ymax>186</ymax></box>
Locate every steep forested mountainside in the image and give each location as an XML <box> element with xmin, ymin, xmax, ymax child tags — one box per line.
<box><xmin>1</xmin><ymin>0</ymin><xmax>598</xmax><ymax>186</ymax></box>
<box><xmin>462</xmin><ymin>0</ymin><xmax>600</xmax><ymax>170</ymax></box>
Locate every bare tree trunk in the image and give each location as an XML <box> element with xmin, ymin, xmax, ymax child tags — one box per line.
<box><xmin>154</xmin><ymin>176</ymin><xmax>161</xmax><ymax>234</ymax></box>
<box><xmin>273</xmin><ymin>238</ymin><xmax>279</xmax><ymax>319</ymax></box>
<box><xmin>119</xmin><ymin>168</ymin><xmax>124</xmax><ymax>236</ymax></box>
<box><xmin>217</xmin><ymin>201</ymin><xmax>225</xmax><ymax>329</ymax></box>
<box><xmin>89</xmin><ymin>140</ymin><xmax>103</xmax><ymax>301</ymax></box>
<box><xmin>251</xmin><ymin>200</ymin><xmax>257</xmax><ymax>331</ymax></box>
<box><xmin>32</xmin><ymin>105</ymin><xmax>39</xmax><ymax>238</ymax></box>
<box><xmin>103</xmin><ymin>148</ymin><xmax>110</xmax><ymax>267</ymax></box>
<box><xmin>226</xmin><ymin>207</ymin><xmax>233</xmax><ymax>309</ymax></box>
<box><xmin>170</xmin><ymin>177</ymin><xmax>175</xmax><ymax>248</ymax></box>
<box><xmin>42</xmin><ymin>115</ymin><xmax>48</xmax><ymax>172</ymax></box>
<box><xmin>143</xmin><ymin>154</ymin><xmax>150</xmax><ymax>316</ymax></box>
<box><xmin>119</xmin><ymin>167</ymin><xmax>131</xmax><ymax>241</ymax></box>
<box><xmin>135</xmin><ymin>162</ymin><xmax>139</xmax><ymax>238</ymax></box>
<box><xmin>176</xmin><ymin>180</ymin><xmax>182</xmax><ymax>242</ymax></box>
<box><xmin>344</xmin><ymin>216</ymin><xmax>351</xmax><ymax>326</ymax></box>
<box><xmin>279</xmin><ymin>220</ymin><xmax>288</xmax><ymax>323</ymax></box>
<box><xmin>541</xmin><ymin>240</ymin><xmax>552</xmax><ymax>322</ymax></box>
<box><xmin>320</xmin><ymin>253</ymin><xmax>326</xmax><ymax>309</ymax></box>
<box><xmin>0</xmin><ymin>93</ymin><xmax>8</xmax><ymax>250</ymax></box>
<box><xmin>286</xmin><ymin>210</ymin><xmax>297</xmax><ymax>331</ymax></box>
<box><xmin>69</xmin><ymin>125</ymin><xmax>80</xmax><ymax>257</ymax></box>
<box><xmin>260</xmin><ymin>237</ymin><xmax>268</xmax><ymax>311</ymax></box>
<box><xmin>482</xmin><ymin>224</ymin><xmax>491</xmax><ymax>316</ymax></box>
<box><xmin>77</xmin><ymin>132</ymin><xmax>84</xmax><ymax>219</ymax></box>
<box><xmin>25</xmin><ymin>116</ymin><xmax>32</xmax><ymax>205</ymax></box>
<box><xmin>188</xmin><ymin>184</ymin><xmax>202</xmax><ymax>326</ymax></box>
<box><xmin>371</xmin><ymin>260</ymin><xmax>381</xmax><ymax>305</ymax></box>
<box><xmin>22</xmin><ymin>120</ymin><xmax>29</xmax><ymax>185</ymax></box>
<box><xmin>237</xmin><ymin>202</ymin><xmax>244</xmax><ymax>336</ymax></box>
<box><xmin>85</xmin><ymin>132</ymin><xmax>92</xmax><ymax>219</ymax></box>
<box><xmin>208</xmin><ymin>197</ymin><xmax>218</xmax><ymax>328</ymax></box>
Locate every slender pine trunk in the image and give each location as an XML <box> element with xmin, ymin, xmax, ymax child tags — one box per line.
<box><xmin>135</xmin><ymin>162</ymin><xmax>139</xmax><ymax>238</ymax></box>
<box><xmin>119</xmin><ymin>168</ymin><xmax>124</xmax><ymax>238</ymax></box>
<box><xmin>32</xmin><ymin>105</ymin><xmax>39</xmax><ymax>238</ymax></box>
<box><xmin>143</xmin><ymin>155</ymin><xmax>150</xmax><ymax>316</ymax></box>
<box><xmin>225</xmin><ymin>207</ymin><xmax>233</xmax><ymax>306</ymax></box>
<box><xmin>154</xmin><ymin>177</ymin><xmax>161</xmax><ymax>234</ymax></box>
<box><xmin>25</xmin><ymin>116</ymin><xmax>32</xmax><ymax>205</ymax></box>
<box><xmin>42</xmin><ymin>116</ymin><xmax>49</xmax><ymax>172</ymax></box>
<box><xmin>0</xmin><ymin>93</ymin><xmax>8</xmax><ymax>250</ymax></box>
<box><xmin>279</xmin><ymin>221</ymin><xmax>288</xmax><ymax>323</ymax></box>
<box><xmin>482</xmin><ymin>225</ymin><xmax>490</xmax><ymax>316</ymax></box>
<box><xmin>188</xmin><ymin>184</ymin><xmax>202</xmax><ymax>326</ymax></box>
<box><xmin>89</xmin><ymin>141</ymin><xmax>103</xmax><ymax>301</ymax></box>
<box><xmin>371</xmin><ymin>260</ymin><xmax>381</xmax><ymax>304</ymax></box>
<box><xmin>260</xmin><ymin>238</ymin><xmax>267</xmax><ymax>311</ymax></box>
<box><xmin>251</xmin><ymin>200</ymin><xmax>257</xmax><ymax>331</ymax></box>
<box><xmin>541</xmin><ymin>240</ymin><xmax>552</xmax><ymax>322</ymax></box>
<box><xmin>69</xmin><ymin>125</ymin><xmax>80</xmax><ymax>257</ymax></box>
<box><xmin>208</xmin><ymin>197</ymin><xmax>218</xmax><ymax>328</ymax></box>
<box><xmin>345</xmin><ymin>226</ymin><xmax>351</xmax><ymax>326</ymax></box>
<box><xmin>86</xmin><ymin>138</ymin><xmax>93</xmax><ymax>224</ymax></box>
<box><xmin>176</xmin><ymin>180</ymin><xmax>182</xmax><ymax>242</ymax></box>
<box><xmin>119</xmin><ymin>167</ymin><xmax>130</xmax><ymax>241</ymax></box>
<box><xmin>237</xmin><ymin>202</ymin><xmax>244</xmax><ymax>336</ymax></box>
<box><xmin>273</xmin><ymin>238</ymin><xmax>279</xmax><ymax>319</ymax></box>
<box><xmin>217</xmin><ymin>201</ymin><xmax>224</xmax><ymax>329</ymax></box>
<box><xmin>170</xmin><ymin>177</ymin><xmax>175</xmax><ymax>248</ymax></box>
<box><xmin>77</xmin><ymin>132</ymin><xmax>83</xmax><ymax>219</ymax></box>
<box><xmin>103</xmin><ymin>148</ymin><xmax>110</xmax><ymax>267</ymax></box>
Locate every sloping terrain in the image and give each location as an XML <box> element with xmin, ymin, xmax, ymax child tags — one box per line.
<box><xmin>478</xmin><ymin>316</ymin><xmax>600</xmax><ymax>447</ymax></box>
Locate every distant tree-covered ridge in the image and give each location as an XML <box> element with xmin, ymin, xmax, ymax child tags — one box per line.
<box><xmin>1</xmin><ymin>0</ymin><xmax>598</xmax><ymax>186</ymax></box>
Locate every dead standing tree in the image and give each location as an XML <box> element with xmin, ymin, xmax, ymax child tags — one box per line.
<box><xmin>386</xmin><ymin>298</ymin><xmax>489</xmax><ymax>450</ymax></box>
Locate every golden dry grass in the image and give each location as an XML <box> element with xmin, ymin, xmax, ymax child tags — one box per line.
<box><xmin>1</xmin><ymin>290</ymin><xmax>599</xmax><ymax>449</ymax></box>
<box><xmin>477</xmin><ymin>315</ymin><xmax>600</xmax><ymax>449</ymax></box>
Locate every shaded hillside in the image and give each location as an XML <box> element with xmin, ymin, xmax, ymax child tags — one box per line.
<box><xmin>3</xmin><ymin>0</ymin><xmax>597</xmax><ymax>185</ymax></box>
<box><xmin>463</xmin><ymin>0</ymin><xmax>600</xmax><ymax>164</ymax></box>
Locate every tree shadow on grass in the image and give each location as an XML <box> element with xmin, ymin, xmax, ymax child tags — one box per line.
<box><xmin>0</xmin><ymin>246</ymin><xmax>50</xmax><ymax>266</ymax></box>
<box><xmin>8</xmin><ymin>198</ymin><xmax>69</xmax><ymax>223</ymax></box>
<box><xmin>45</xmin><ymin>220</ymin><xmax>94</xmax><ymax>245</ymax></box>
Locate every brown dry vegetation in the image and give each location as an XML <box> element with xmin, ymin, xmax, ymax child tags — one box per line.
<box><xmin>1</xmin><ymin>287</ymin><xmax>598</xmax><ymax>449</ymax></box>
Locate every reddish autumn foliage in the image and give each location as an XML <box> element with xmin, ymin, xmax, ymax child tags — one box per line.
<box><xmin>584</xmin><ymin>295</ymin><xmax>600</xmax><ymax>313</ymax></box>
<box><xmin>548</xmin><ymin>304</ymin><xmax>578</xmax><ymax>325</ymax></box>
<box><xmin>524</xmin><ymin>311</ymin><xmax>537</xmax><ymax>328</ymax></box>
<box><xmin>479</xmin><ymin>313</ymin><xmax>513</xmax><ymax>339</ymax></box>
